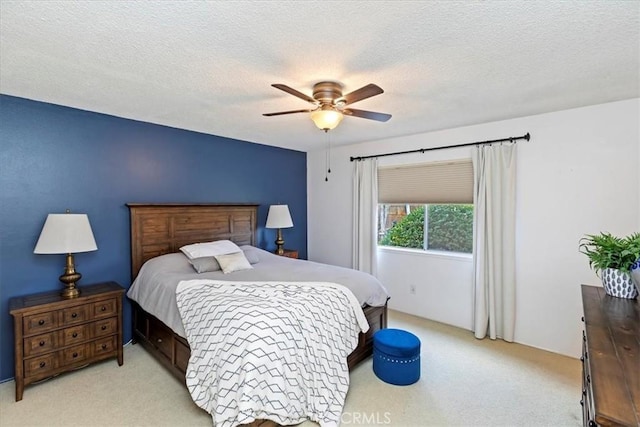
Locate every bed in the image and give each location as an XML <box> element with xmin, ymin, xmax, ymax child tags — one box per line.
<box><xmin>125</xmin><ymin>203</ymin><xmax>389</xmax><ymax>425</ymax></box>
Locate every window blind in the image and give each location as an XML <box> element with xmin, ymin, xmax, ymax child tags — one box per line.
<box><xmin>377</xmin><ymin>159</ymin><xmax>473</xmax><ymax>204</ymax></box>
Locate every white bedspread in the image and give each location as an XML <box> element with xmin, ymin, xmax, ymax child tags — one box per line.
<box><xmin>176</xmin><ymin>279</ymin><xmax>369</xmax><ymax>427</ymax></box>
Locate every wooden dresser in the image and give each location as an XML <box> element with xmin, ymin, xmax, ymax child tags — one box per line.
<box><xmin>580</xmin><ymin>285</ymin><xmax>640</xmax><ymax>426</ymax></box>
<box><xmin>10</xmin><ymin>281</ymin><xmax>124</xmax><ymax>401</ymax></box>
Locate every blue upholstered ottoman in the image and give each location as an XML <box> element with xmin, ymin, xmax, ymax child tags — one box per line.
<box><xmin>373</xmin><ymin>328</ymin><xmax>421</xmax><ymax>385</ymax></box>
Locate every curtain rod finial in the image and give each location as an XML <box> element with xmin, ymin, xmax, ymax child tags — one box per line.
<box><xmin>525</xmin><ymin>132</ymin><xmax>530</xmax><ymax>141</ymax></box>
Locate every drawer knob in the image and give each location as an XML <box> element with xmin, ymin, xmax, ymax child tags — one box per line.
<box><xmin>72</xmin><ymin>332</ymin><xmax>78</xmax><ymax>338</ymax></box>
<box><xmin>157</xmin><ymin>338</ymin><xmax>163</xmax><ymax>343</ymax></box>
<box><xmin>101</xmin><ymin>306</ymin><xmax>107</xmax><ymax>311</ymax></box>
<box><xmin>39</xmin><ymin>341</ymin><xmax>45</xmax><ymax>346</ymax></box>
<box><xmin>101</xmin><ymin>344</ymin><xmax>107</xmax><ymax>350</ymax></box>
<box><xmin>38</xmin><ymin>320</ymin><xmax>45</xmax><ymax>326</ymax></box>
<box><xmin>71</xmin><ymin>313</ymin><xmax>77</xmax><ymax>318</ymax></box>
<box><xmin>39</xmin><ymin>362</ymin><xmax>46</xmax><ymax>368</ymax></box>
<box><xmin>72</xmin><ymin>352</ymin><xmax>78</xmax><ymax>358</ymax></box>
<box><xmin>101</xmin><ymin>325</ymin><xmax>107</xmax><ymax>331</ymax></box>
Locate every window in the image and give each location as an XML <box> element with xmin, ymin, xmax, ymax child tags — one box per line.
<box><xmin>378</xmin><ymin>204</ymin><xmax>473</xmax><ymax>253</ymax></box>
<box><xmin>377</xmin><ymin>159</ymin><xmax>474</xmax><ymax>254</ymax></box>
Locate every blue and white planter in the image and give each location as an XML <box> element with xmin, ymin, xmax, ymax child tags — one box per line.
<box><xmin>631</xmin><ymin>258</ymin><xmax>640</xmax><ymax>291</ymax></box>
<box><xmin>601</xmin><ymin>268</ymin><xmax>638</xmax><ymax>299</ymax></box>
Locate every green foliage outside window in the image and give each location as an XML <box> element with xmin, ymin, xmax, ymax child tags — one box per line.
<box><xmin>379</xmin><ymin>206</ymin><xmax>425</xmax><ymax>249</ymax></box>
<box><xmin>427</xmin><ymin>204</ymin><xmax>473</xmax><ymax>253</ymax></box>
<box><xmin>379</xmin><ymin>204</ymin><xmax>473</xmax><ymax>253</ymax></box>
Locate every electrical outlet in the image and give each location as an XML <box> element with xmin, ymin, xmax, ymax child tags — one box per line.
<box><xmin>409</xmin><ymin>284</ymin><xmax>416</xmax><ymax>294</ymax></box>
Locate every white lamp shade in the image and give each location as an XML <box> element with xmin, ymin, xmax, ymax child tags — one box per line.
<box><xmin>34</xmin><ymin>214</ymin><xmax>98</xmax><ymax>254</ymax></box>
<box><xmin>265</xmin><ymin>205</ymin><xmax>293</xmax><ymax>229</ymax></box>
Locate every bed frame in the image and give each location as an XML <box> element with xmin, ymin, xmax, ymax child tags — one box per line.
<box><xmin>126</xmin><ymin>203</ymin><xmax>387</xmax><ymax>383</ymax></box>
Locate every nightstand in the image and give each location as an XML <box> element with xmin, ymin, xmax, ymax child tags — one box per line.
<box><xmin>9</xmin><ymin>281</ymin><xmax>125</xmax><ymax>401</ymax></box>
<box><xmin>278</xmin><ymin>249</ymin><xmax>298</xmax><ymax>259</ymax></box>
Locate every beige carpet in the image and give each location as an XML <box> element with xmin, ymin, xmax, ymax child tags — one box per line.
<box><xmin>0</xmin><ymin>310</ymin><xmax>582</xmax><ymax>426</ymax></box>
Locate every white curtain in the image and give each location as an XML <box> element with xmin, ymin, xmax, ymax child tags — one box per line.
<box><xmin>352</xmin><ymin>158</ymin><xmax>379</xmax><ymax>275</ymax></box>
<box><xmin>472</xmin><ymin>143</ymin><xmax>517</xmax><ymax>341</ymax></box>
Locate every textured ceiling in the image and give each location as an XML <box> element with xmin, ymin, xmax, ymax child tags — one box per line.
<box><xmin>1</xmin><ymin>1</ymin><xmax>638</xmax><ymax>152</ymax></box>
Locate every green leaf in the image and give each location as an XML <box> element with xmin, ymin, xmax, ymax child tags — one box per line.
<box><xmin>579</xmin><ymin>231</ymin><xmax>640</xmax><ymax>272</ymax></box>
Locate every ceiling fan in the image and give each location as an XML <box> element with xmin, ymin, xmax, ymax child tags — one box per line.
<box><xmin>263</xmin><ymin>81</ymin><xmax>392</xmax><ymax>131</ymax></box>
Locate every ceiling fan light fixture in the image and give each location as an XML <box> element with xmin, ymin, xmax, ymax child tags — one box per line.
<box><xmin>265</xmin><ymin>81</ymin><xmax>390</xmax><ymax>128</ymax></box>
<box><xmin>310</xmin><ymin>107</ymin><xmax>343</xmax><ymax>131</ymax></box>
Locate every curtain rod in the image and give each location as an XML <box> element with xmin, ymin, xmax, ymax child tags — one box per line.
<box><xmin>349</xmin><ymin>132</ymin><xmax>530</xmax><ymax>162</ymax></box>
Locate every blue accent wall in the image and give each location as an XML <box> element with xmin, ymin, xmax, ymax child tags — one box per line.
<box><xmin>0</xmin><ymin>95</ymin><xmax>307</xmax><ymax>381</ymax></box>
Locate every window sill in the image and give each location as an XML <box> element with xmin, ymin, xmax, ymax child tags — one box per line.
<box><xmin>377</xmin><ymin>245</ymin><xmax>473</xmax><ymax>262</ymax></box>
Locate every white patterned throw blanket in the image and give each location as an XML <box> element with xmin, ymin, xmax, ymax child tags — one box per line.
<box><xmin>175</xmin><ymin>279</ymin><xmax>370</xmax><ymax>427</ymax></box>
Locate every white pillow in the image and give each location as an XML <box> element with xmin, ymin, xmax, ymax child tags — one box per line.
<box><xmin>180</xmin><ymin>240</ymin><xmax>241</xmax><ymax>259</ymax></box>
<box><xmin>214</xmin><ymin>251</ymin><xmax>253</xmax><ymax>274</ymax></box>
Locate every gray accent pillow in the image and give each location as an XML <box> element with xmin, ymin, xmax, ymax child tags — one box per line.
<box><xmin>242</xmin><ymin>246</ymin><xmax>260</xmax><ymax>264</ymax></box>
<box><xmin>188</xmin><ymin>246</ymin><xmax>260</xmax><ymax>273</ymax></box>
<box><xmin>188</xmin><ymin>256</ymin><xmax>222</xmax><ymax>273</ymax></box>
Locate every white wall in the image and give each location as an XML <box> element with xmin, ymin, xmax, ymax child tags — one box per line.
<box><xmin>307</xmin><ymin>98</ymin><xmax>640</xmax><ymax>358</ymax></box>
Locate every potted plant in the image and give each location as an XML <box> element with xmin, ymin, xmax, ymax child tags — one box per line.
<box><xmin>628</xmin><ymin>232</ymin><xmax>640</xmax><ymax>287</ymax></box>
<box><xmin>579</xmin><ymin>232</ymin><xmax>640</xmax><ymax>299</ymax></box>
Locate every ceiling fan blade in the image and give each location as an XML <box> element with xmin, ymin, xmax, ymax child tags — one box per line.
<box><xmin>341</xmin><ymin>84</ymin><xmax>384</xmax><ymax>105</ymax></box>
<box><xmin>263</xmin><ymin>109</ymin><xmax>313</xmax><ymax>117</ymax></box>
<box><xmin>271</xmin><ymin>84</ymin><xmax>317</xmax><ymax>104</ymax></box>
<box><xmin>343</xmin><ymin>108</ymin><xmax>392</xmax><ymax>122</ymax></box>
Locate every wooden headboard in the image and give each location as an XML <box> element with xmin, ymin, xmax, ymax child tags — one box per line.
<box><xmin>127</xmin><ymin>203</ymin><xmax>258</xmax><ymax>279</ymax></box>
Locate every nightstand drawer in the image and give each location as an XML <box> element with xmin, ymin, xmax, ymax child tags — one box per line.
<box><xmin>61</xmin><ymin>324</ymin><xmax>90</xmax><ymax>346</ymax></box>
<box><xmin>62</xmin><ymin>305</ymin><xmax>90</xmax><ymax>325</ymax></box>
<box><xmin>93</xmin><ymin>318</ymin><xmax>117</xmax><ymax>337</ymax></box>
<box><xmin>24</xmin><ymin>354</ymin><xmax>56</xmax><ymax>378</ymax></box>
<box><xmin>92</xmin><ymin>299</ymin><xmax>117</xmax><ymax>318</ymax></box>
<box><xmin>23</xmin><ymin>312</ymin><xmax>58</xmax><ymax>335</ymax></box>
<box><xmin>94</xmin><ymin>336</ymin><xmax>117</xmax><ymax>356</ymax></box>
<box><xmin>62</xmin><ymin>344</ymin><xmax>89</xmax><ymax>366</ymax></box>
<box><xmin>24</xmin><ymin>332</ymin><xmax>57</xmax><ymax>357</ymax></box>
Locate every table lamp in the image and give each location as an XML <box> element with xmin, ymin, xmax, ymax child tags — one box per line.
<box><xmin>34</xmin><ymin>211</ymin><xmax>98</xmax><ymax>298</ymax></box>
<box><xmin>265</xmin><ymin>205</ymin><xmax>293</xmax><ymax>255</ymax></box>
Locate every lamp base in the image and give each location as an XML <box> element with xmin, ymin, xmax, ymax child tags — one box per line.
<box><xmin>59</xmin><ymin>253</ymin><xmax>81</xmax><ymax>299</ymax></box>
<box><xmin>275</xmin><ymin>228</ymin><xmax>285</xmax><ymax>255</ymax></box>
<box><xmin>60</xmin><ymin>285</ymin><xmax>80</xmax><ymax>299</ymax></box>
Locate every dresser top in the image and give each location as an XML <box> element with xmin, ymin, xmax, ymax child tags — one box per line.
<box><xmin>9</xmin><ymin>282</ymin><xmax>124</xmax><ymax>314</ymax></box>
<box><xmin>581</xmin><ymin>284</ymin><xmax>640</xmax><ymax>426</ymax></box>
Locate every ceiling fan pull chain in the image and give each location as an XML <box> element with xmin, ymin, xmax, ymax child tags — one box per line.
<box><xmin>327</xmin><ymin>131</ymin><xmax>332</xmax><ymax>174</ymax></box>
<box><xmin>325</xmin><ymin>131</ymin><xmax>329</xmax><ymax>182</ymax></box>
